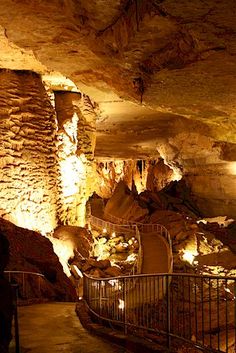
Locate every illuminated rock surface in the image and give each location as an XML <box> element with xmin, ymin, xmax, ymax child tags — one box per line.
<box><xmin>0</xmin><ymin>1</ymin><xmax>234</xmax><ymax>217</ymax></box>
<box><xmin>0</xmin><ymin>3</ymin><xmax>234</xmax><ymax>350</ymax></box>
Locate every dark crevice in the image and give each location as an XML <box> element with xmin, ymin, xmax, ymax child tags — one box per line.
<box><xmin>96</xmin><ymin>0</ymin><xmax>134</xmax><ymax>37</ymax></box>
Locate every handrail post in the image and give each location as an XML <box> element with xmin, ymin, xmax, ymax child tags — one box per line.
<box><xmin>166</xmin><ymin>274</ymin><xmax>171</xmax><ymax>349</ymax></box>
<box><xmin>99</xmin><ymin>281</ymin><xmax>102</xmax><ymax>316</ymax></box>
<box><xmin>22</xmin><ymin>272</ymin><xmax>25</xmax><ymax>298</ymax></box>
<box><xmin>123</xmin><ymin>277</ymin><xmax>127</xmax><ymax>335</ymax></box>
<box><xmin>12</xmin><ymin>284</ymin><xmax>20</xmax><ymax>353</ymax></box>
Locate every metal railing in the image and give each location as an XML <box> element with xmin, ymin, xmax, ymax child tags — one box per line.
<box><xmin>103</xmin><ymin>212</ymin><xmax>173</xmax><ymax>272</ymax></box>
<box><xmin>4</xmin><ymin>270</ymin><xmax>45</xmax><ymax>301</ymax></box>
<box><xmin>83</xmin><ymin>272</ymin><xmax>236</xmax><ymax>353</ymax></box>
<box><xmin>89</xmin><ymin>214</ymin><xmax>137</xmax><ymax>233</ymax></box>
<box><xmin>104</xmin><ymin>212</ymin><xmax>172</xmax><ymax>247</ymax></box>
<box><xmin>11</xmin><ymin>284</ymin><xmax>20</xmax><ymax>353</ymax></box>
<box><xmin>90</xmin><ymin>215</ymin><xmax>143</xmax><ymax>274</ymax></box>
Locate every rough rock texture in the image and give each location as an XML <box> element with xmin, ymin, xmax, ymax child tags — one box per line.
<box><xmin>0</xmin><ymin>69</ymin><xmax>59</xmax><ymax>234</ymax></box>
<box><xmin>146</xmin><ymin>159</ymin><xmax>175</xmax><ymax>192</ymax></box>
<box><xmin>104</xmin><ymin>181</ymin><xmax>149</xmax><ymax>222</ymax></box>
<box><xmin>157</xmin><ymin>133</ymin><xmax>236</xmax><ymax>218</ymax></box>
<box><xmin>54</xmin><ymin>91</ymin><xmax>97</xmax><ymax>226</ymax></box>
<box><xmin>0</xmin><ymin>69</ymin><xmax>99</xmax><ymax>233</ymax></box>
<box><xmin>0</xmin><ymin>217</ymin><xmax>76</xmax><ymax>301</ymax></box>
<box><xmin>104</xmin><ymin>179</ymin><xmax>201</xmax><ymax>221</ymax></box>
<box><xmin>94</xmin><ymin>158</ymin><xmax>176</xmax><ymax>199</ymax></box>
<box><xmin>53</xmin><ymin>225</ymin><xmax>93</xmax><ymax>259</ymax></box>
<box><xmin>0</xmin><ymin>2</ymin><xmax>235</xmax><ymax>216</ymax></box>
<box><xmin>94</xmin><ymin>159</ymin><xmax>149</xmax><ymax>198</ymax></box>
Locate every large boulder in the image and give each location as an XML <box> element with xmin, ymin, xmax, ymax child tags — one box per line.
<box><xmin>104</xmin><ymin>181</ymin><xmax>148</xmax><ymax>221</ymax></box>
<box><xmin>0</xmin><ymin>218</ymin><xmax>76</xmax><ymax>302</ymax></box>
<box><xmin>53</xmin><ymin>225</ymin><xmax>93</xmax><ymax>259</ymax></box>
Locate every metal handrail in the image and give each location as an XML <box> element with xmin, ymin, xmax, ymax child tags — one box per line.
<box><xmin>4</xmin><ymin>270</ymin><xmax>45</xmax><ymax>300</ymax></box>
<box><xmin>102</xmin><ymin>212</ymin><xmax>173</xmax><ymax>272</ymax></box>
<box><xmin>89</xmin><ymin>215</ymin><xmax>137</xmax><ymax>233</ymax></box>
<box><xmin>104</xmin><ymin>212</ymin><xmax>172</xmax><ymax>246</ymax></box>
<box><xmin>11</xmin><ymin>284</ymin><xmax>20</xmax><ymax>353</ymax></box>
<box><xmin>83</xmin><ymin>272</ymin><xmax>236</xmax><ymax>353</ymax></box>
<box><xmin>4</xmin><ymin>270</ymin><xmax>45</xmax><ymax>277</ymax></box>
<box><xmin>89</xmin><ymin>215</ymin><xmax>143</xmax><ymax>274</ymax></box>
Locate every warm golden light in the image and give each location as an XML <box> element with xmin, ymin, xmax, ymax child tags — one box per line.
<box><xmin>182</xmin><ymin>250</ymin><xmax>197</xmax><ymax>265</ymax></box>
<box><xmin>118</xmin><ymin>299</ymin><xmax>125</xmax><ymax>310</ymax></box>
<box><xmin>228</xmin><ymin>161</ymin><xmax>236</xmax><ymax>175</ymax></box>
<box><xmin>47</xmin><ymin>236</ymin><xmax>74</xmax><ymax>277</ymax></box>
<box><xmin>57</xmin><ymin>110</ymin><xmax>89</xmax><ymax>226</ymax></box>
<box><xmin>11</xmin><ymin>196</ymin><xmax>57</xmax><ymax>235</ymax></box>
<box><xmin>60</xmin><ymin>155</ymin><xmax>85</xmax><ymax>197</ymax></box>
<box><xmin>126</xmin><ymin>253</ymin><xmax>137</xmax><ymax>262</ymax></box>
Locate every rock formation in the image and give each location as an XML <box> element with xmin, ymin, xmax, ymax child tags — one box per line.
<box><xmin>0</xmin><ymin>5</ymin><xmax>235</xmax><ymax>341</ymax></box>
<box><xmin>0</xmin><ymin>1</ymin><xmax>234</xmax><ymax>227</ymax></box>
<box><xmin>0</xmin><ymin>217</ymin><xmax>76</xmax><ymax>302</ymax></box>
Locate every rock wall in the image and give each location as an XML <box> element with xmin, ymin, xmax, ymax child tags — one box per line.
<box><xmin>146</xmin><ymin>159</ymin><xmax>175</xmax><ymax>192</ymax></box>
<box><xmin>156</xmin><ymin>133</ymin><xmax>236</xmax><ymax>218</ymax></box>
<box><xmin>54</xmin><ymin>91</ymin><xmax>97</xmax><ymax>226</ymax></box>
<box><xmin>0</xmin><ymin>70</ymin><xmax>59</xmax><ymax>234</ymax></box>
<box><xmin>0</xmin><ymin>70</ymin><xmax>98</xmax><ymax>234</ymax></box>
<box><xmin>0</xmin><ymin>217</ymin><xmax>76</xmax><ymax>301</ymax></box>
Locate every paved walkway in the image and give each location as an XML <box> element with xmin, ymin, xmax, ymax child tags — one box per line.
<box><xmin>12</xmin><ymin>303</ymin><xmax>130</xmax><ymax>353</ymax></box>
<box><xmin>141</xmin><ymin>232</ymin><xmax>170</xmax><ymax>274</ymax></box>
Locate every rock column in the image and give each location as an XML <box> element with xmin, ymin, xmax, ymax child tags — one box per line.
<box><xmin>54</xmin><ymin>91</ymin><xmax>96</xmax><ymax>226</ymax></box>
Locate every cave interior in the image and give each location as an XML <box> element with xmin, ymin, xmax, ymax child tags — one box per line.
<box><xmin>0</xmin><ymin>1</ymin><xmax>236</xmax><ymax>352</ymax></box>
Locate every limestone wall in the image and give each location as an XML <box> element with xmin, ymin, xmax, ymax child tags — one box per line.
<box><xmin>0</xmin><ymin>70</ymin><xmax>98</xmax><ymax>233</ymax></box>
<box><xmin>185</xmin><ymin>166</ymin><xmax>236</xmax><ymax>218</ymax></box>
<box><xmin>54</xmin><ymin>91</ymin><xmax>97</xmax><ymax>226</ymax></box>
<box><xmin>156</xmin><ymin>133</ymin><xmax>236</xmax><ymax>218</ymax></box>
<box><xmin>0</xmin><ymin>70</ymin><xmax>59</xmax><ymax>234</ymax></box>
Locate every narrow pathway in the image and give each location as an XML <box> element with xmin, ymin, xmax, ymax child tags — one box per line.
<box><xmin>141</xmin><ymin>232</ymin><xmax>170</xmax><ymax>274</ymax></box>
<box><xmin>14</xmin><ymin>303</ymin><xmax>130</xmax><ymax>353</ymax></box>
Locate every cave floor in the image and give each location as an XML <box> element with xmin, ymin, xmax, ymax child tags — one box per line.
<box><xmin>11</xmin><ymin>302</ymin><xmax>129</xmax><ymax>353</ymax></box>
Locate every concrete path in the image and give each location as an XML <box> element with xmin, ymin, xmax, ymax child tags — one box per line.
<box><xmin>12</xmin><ymin>303</ymin><xmax>130</xmax><ymax>353</ymax></box>
<box><xmin>141</xmin><ymin>232</ymin><xmax>171</xmax><ymax>274</ymax></box>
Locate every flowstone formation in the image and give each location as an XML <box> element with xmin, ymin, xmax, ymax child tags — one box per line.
<box><xmin>0</xmin><ymin>6</ymin><xmax>235</xmax><ymax>344</ymax></box>
<box><xmin>0</xmin><ymin>69</ymin><xmax>98</xmax><ymax>234</ymax></box>
<box><xmin>0</xmin><ymin>70</ymin><xmax>59</xmax><ymax>234</ymax></box>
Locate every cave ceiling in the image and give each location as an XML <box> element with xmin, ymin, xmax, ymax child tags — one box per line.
<box><xmin>0</xmin><ymin>0</ymin><xmax>236</xmax><ymax>159</ymax></box>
